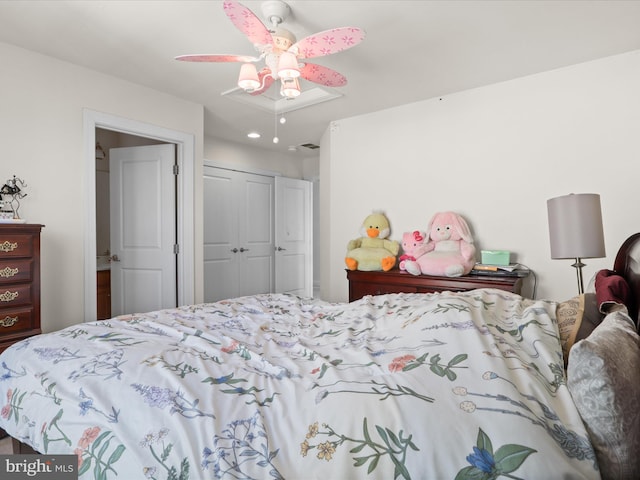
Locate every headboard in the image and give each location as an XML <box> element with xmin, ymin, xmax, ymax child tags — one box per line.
<box><xmin>613</xmin><ymin>232</ymin><xmax>640</xmax><ymax>325</ymax></box>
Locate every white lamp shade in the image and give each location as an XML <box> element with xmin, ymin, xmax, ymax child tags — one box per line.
<box><xmin>280</xmin><ymin>77</ymin><xmax>300</xmax><ymax>98</ymax></box>
<box><xmin>547</xmin><ymin>193</ymin><xmax>605</xmax><ymax>259</ymax></box>
<box><xmin>237</xmin><ymin>63</ymin><xmax>260</xmax><ymax>90</ymax></box>
<box><xmin>277</xmin><ymin>51</ymin><xmax>300</xmax><ymax>79</ymax></box>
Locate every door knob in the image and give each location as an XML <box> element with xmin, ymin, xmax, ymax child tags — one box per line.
<box><xmin>231</xmin><ymin>248</ymin><xmax>238</xmax><ymax>253</ymax></box>
<box><xmin>109</xmin><ymin>255</ymin><xmax>120</xmax><ymax>262</ymax></box>
<box><xmin>239</xmin><ymin>247</ymin><xmax>250</xmax><ymax>252</ymax></box>
<box><xmin>277</xmin><ymin>246</ymin><xmax>286</xmax><ymax>251</ymax></box>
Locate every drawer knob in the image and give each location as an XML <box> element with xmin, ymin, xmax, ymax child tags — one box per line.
<box><xmin>0</xmin><ymin>266</ymin><xmax>19</xmax><ymax>278</ymax></box>
<box><xmin>0</xmin><ymin>316</ymin><xmax>18</xmax><ymax>327</ymax></box>
<box><xmin>0</xmin><ymin>240</ymin><xmax>18</xmax><ymax>253</ymax></box>
<box><xmin>0</xmin><ymin>291</ymin><xmax>19</xmax><ymax>302</ymax></box>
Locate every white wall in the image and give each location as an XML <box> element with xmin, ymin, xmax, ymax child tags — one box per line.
<box><xmin>204</xmin><ymin>136</ymin><xmax>307</xmax><ymax>179</ymax></box>
<box><xmin>323</xmin><ymin>50</ymin><xmax>640</xmax><ymax>303</ymax></box>
<box><xmin>0</xmin><ymin>42</ymin><xmax>204</xmax><ymax>333</ymax></box>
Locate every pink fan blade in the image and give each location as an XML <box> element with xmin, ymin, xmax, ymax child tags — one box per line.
<box><xmin>249</xmin><ymin>69</ymin><xmax>275</xmax><ymax>95</ymax></box>
<box><xmin>300</xmin><ymin>63</ymin><xmax>347</xmax><ymax>87</ymax></box>
<box><xmin>175</xmin><ymin>54</ymin><xmax>259</xmax><ymax>63</ymax></box>
<box><xmin>223</xmin><ymin>0</ymin><xmax>273</xmax><ymax>47</ymax></box>
<box><xmin>291</xmin><ymin>27</ymin><xmax>365</xmax><ymax>59</ymax></box>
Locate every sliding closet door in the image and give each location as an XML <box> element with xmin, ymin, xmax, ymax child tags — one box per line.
<box><xmin>203</xmin><ymin>167</ymin><xmax>274</xmax><ymax>302</ymax></box>
<box><xmin>203</xmin><ymin>169</ymin><xmax>238</xmax><ymax>302</ymax></box>
<box><xmin>238</xmin><ymin>174</ymin><xmax>275</xmax><ymax>297</ymax></box>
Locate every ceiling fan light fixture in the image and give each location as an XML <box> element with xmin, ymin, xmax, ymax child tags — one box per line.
<box><xmin>277</xmin><ymin>51</ymin><xmax>300</xmax><ymax>79</ymax></box>
<box><xmin>238</xmin><ymin>63</ymin><xmax>260</xmax><ymax>91</ymax></box>
<box><xmin>178</xmin><ymin>0</ymin><xmax>365</xmax><ymax>124</ymax></box>
<box><xmin>280</xmin><ymin>77</ymin><xmax>301</xmax><ymax>98</ymax></box>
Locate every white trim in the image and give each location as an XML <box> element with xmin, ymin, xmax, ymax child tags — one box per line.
<box><xmin>83</xmin><ymin>109</ymin><xmax>195</xmax><ymax>321</ymax></box>
<box><xmin>203</xmin><ymin>158</ymin><xmax>281</xmax><ymax>178</ymax></box>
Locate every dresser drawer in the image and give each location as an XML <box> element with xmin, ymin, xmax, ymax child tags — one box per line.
<box><xmin>0</xmin><ymin>284</ymin><xmax>32</xmax><ymax>308</ymax></box>
<box><xmin>0</xmin><ymin>307</ymin><xmax>34</xmax><ymax>334</ymax></box>
<box><xmin>0</xmin><ymin>258</ymin><xmax>33</xmax><ymax>284</ymax></box>
<box><xmin>347</xmin><ymin>269</ymin><xmax>524</xmax><ymax>302</ymax></box>
<box><xmin>0</xmin><ymin>234</ymin><xmax>34</xmax><ymax>258</ymax></box>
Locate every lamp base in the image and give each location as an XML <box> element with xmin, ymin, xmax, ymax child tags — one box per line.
<box><xmin>571</xmin><ymin>258</ymin><xmax>586</xmax><ymax>294</ymax></box>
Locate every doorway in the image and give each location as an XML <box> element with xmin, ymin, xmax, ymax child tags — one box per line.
<box><xmin>83</xmin><ymin>110</ymin><xmax>195</xmax><ymax>322</ymax></box>
<box><xmin>98</xmin><ymin>141</ymin><xmax>179</xmax><ymax>317</ymax></box>
<box><xmin>203</xmin><ymin>163</ymin><xmax>313</xmax><ymax>302</ymax></box>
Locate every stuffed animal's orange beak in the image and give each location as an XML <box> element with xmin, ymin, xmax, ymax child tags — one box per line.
<box><xmin>367</xmin><ymin>228</ymin><xmax>379</xmax><ymax>238</ymax></box>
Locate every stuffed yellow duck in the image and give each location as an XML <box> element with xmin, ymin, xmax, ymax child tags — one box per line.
<box><xmin>345</xmin><ymin>211</ymin><xmax>399</xmax><ymax>271</ymax></box>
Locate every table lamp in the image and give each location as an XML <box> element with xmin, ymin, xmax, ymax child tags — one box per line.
<box><xmin>547</xmin><ymin>193</ymin><xmax>605</xmax><ymax>294</ymax></box>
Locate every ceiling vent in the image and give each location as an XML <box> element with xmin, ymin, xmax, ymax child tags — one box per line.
<box><xmin>300</xmin><ymin>143</ymin><xmax>320</xmax><ymax>150</ymax></box>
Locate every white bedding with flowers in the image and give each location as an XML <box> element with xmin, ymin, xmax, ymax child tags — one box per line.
<box><xmin>0</xmin><ymin>290</ymin><xmax>600</xmax><ymax>479</ymax></box>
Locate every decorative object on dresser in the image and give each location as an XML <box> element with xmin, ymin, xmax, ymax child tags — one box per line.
<box><xmin>347</xmin><ymin>268</ymin><xmax>523</xmax><ymax>302</ymax></box>
<box><xmin>404</xmin><ymin>211</ymin><xmax>476</xmax><ymax>277</ymax></box>
<box><xmin>345</xmin><ymin>211</ymin><xmax>399</xmax><ymax>272</ymax></box>
<box><xmin>0</xmin><ymin>223</ymin><xmax>43</xmax><ymax>352</ymax></box>
<box><xmin>398</xmin><ymin>230</ymin><xmax>426</xmax><ymax>271</ymax></box>
<box><xmin>0</xmin><ymin>175</ymin><xmax>27</xmax><ymax>221</ymax></box>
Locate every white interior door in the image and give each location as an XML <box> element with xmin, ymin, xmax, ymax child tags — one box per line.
<box><xmin>203</xmin><ymin>166</ymin><xmax>274</xmax><ymax>302</ymax></box>
<box><xmin>203</xmin><ymin>169</ymin><xmax>239</xmax><ymax>302</ymax></box>
<box><xmin>110</xmin><ymin>144</ymin><xmax>177</xmax><ymax>315</ymax></box>
<box><xmin>275</xmin><ymin>177</ymin><xmax>313</xmax><ymax>297</ymax></box>
<box><xmin>239</xmin><ymin>174</ymin><xmax>275</xmax><ymax>297</ymax></box>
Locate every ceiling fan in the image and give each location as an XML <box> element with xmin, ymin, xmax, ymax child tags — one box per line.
<box><xmin>175</xmin><ymin>0</ymin><xmax>365</xmax><ymax>100</ymax></box>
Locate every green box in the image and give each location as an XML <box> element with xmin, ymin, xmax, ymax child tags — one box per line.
<box><xmin>481</xmin><ymin>250</ymin><xmax>510</xmax><ymax>266</ymax></box>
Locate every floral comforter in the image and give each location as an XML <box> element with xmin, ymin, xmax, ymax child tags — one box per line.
<box><xmin>0</xmin><ymin>291</ymin><xmax>600</xmax><ymax>479</ymax></box>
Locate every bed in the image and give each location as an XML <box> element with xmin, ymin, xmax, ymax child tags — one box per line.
<box><xmin>1</xmin><ymin>234</ymin><xmax>639</xmax><ymax>480</ymax></box>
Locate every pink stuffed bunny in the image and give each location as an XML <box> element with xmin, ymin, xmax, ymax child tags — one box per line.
<box><xmin>405</xmin><ymin>212</ymin><xmax>476</xmax><ymax>277</ymax></box>
<box><xmin>398</xmin><ymin>230</ymin><xmax>426</xmax><ymax>271</ymax></box>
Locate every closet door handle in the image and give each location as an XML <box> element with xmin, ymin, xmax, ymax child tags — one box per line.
<box><xmin>277</xmin><ymin>247</ymin><xmax>286</xmax><ymax>251</ymax></box>
<box><xmin>239</xmin><ymin>247</ymin><xmax>249</xmax><ymax>252</ymax></box>
<box><xmin>231</xmin><ymin>248</ymin><xmax>238</xmax><ymax>253</ymax></box>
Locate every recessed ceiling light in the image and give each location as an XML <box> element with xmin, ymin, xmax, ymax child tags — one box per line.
<box><xmin>247</xmin><ymin>132</ymin><xmax>261</xmax><ymax>139</ymax></box>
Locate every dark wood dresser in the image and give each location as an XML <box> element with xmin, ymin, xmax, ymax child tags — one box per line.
<box><xmin>0</xmin><ymin>223</ymin><xmax>43</xmax><ymax>352</ymax></box>
<box><xmin>347</xmin><ymin>269</ymin><xmax>523</xmax><ymax>302</ymax></box>
<box><xmin>97</xmin><ymin>269</ymin><xmax>111</xmax><ymax>320</ymax></box>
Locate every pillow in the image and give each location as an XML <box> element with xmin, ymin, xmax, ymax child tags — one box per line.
<box><xmin>567</xmin><ymin>311</ymin><xmax>640</xmax><ymax>479</ymax></box>
<box><xmin>556</xmin><ymin>295</ymin><xmax>583</xmax><ymax>365</ymax></box>
<box><xmin>556</xmin><ymin>293</ymin><xmax>603</xmax><ymax>367</ymax></box>
<box><xmin>595</xmin><ymin>269</ymin><xmax>632</xmax><ymax>315</ymax></box>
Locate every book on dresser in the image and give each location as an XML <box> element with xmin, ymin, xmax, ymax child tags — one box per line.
<box><xmin>346</xmin><ymin>268</ymin><xmax>524</xmax><ymax>302</ymax></box>
<box><xmin>0</xmin><ymin>223</ymin><xmax>43</xmax><ymax>352</ymax></box>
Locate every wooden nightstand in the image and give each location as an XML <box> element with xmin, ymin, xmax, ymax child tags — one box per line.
<box><xmin>347</xmin><ymin>269</ymin><xmax>524</xmax><ymax>302</ymax></box>
<box><xmin>0</xmin><ymin>223</ymin><xmax>43</xmax><ymax>353</ymax></box>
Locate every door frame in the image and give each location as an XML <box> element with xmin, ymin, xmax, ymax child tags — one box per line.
<box><xmin>83</xmin><ymin>109</ymin><xmax>195</xmax><ymax>321</ymax></box>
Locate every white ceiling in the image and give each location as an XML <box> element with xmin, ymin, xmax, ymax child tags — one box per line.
<box><xmin>1</xmin><ymin>1</ymin><xmax>640</xmax><ymax>156</ymax></box>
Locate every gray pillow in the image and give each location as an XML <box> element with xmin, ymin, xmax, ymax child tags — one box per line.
<box><xmin>567</xmin><ymin>311</ymin><xmax>640</xmax><ymax>479</ymax></box>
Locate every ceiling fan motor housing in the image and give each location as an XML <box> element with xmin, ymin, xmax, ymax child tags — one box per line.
<box><xmin>261</xmin><ymin>0</ymin><xmax>291</xmax><ymax>28</ymax></box>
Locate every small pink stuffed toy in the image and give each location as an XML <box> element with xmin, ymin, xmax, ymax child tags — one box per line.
<box><xmin>405</xmin><ymin>212</ymin><xmax>476</xmax><ymax>277</ymax></box>
<box><xmin>399</xmin><ymin>231</ymin><xmax>427</xmax><ymax>271</ymax></box>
